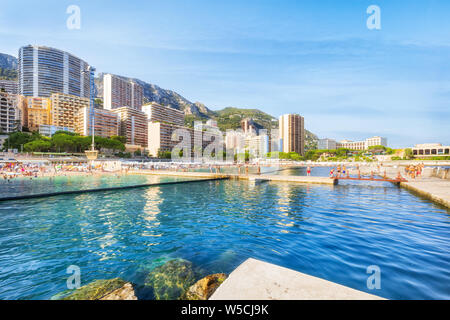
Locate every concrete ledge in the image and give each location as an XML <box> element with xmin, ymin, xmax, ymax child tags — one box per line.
<box><xmin>400</xmin><ymin>181</ymin><xmax>450</xmax><ymax>208</ymax></box>
<box><xmin>240</xmin><ymin>174</ymin><xmax>337</xmax><ymax>185</ymax></box>
<box><xmin>130</xmin><ymin>170</ymin><xmax>229</xmax><ymax>179</ymax></box>
<box><xmin>210</xmin><ymin>258</ymin><xmax>384</xmax><ymax>300</ymax></box>
<box><xmin>135</xmin><ymin>171</ymin><xmax>336</xmax><ymax>185</ymax></box>
<box><xmin>0</xmin><ymin>177</ymin><xmax>227</xmax><ymax>202</ymax></box>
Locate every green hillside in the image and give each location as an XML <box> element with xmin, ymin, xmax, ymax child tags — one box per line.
<box><xmin>213</xmin><ymin>107</ymin><xmax>278</xmax><ymax>131</ymax></box>
<box><xmin>0</xmin><ymin>67</ymin><xmax>17</xmax><ymax>80</ymax></box>
<box><xmin>185</xmin><ymin>107</ymin><xmax>318</xmax><ymax>150</ymax></box>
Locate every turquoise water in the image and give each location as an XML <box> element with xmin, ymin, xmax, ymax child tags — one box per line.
<box><xmin>0</xmin><ymin>174</ymin><xmax>199</xmax><ymax>198</ymax></box>
<box><xmin>0</xmin><ymin>177</ymin><xmax>449</xmax><ymax>299</ymax></box>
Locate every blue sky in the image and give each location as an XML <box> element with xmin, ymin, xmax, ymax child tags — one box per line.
<box><xmin>0</xmin><ymin>0</ymin><xmax>449</xmax><ymax>148</ymax></box>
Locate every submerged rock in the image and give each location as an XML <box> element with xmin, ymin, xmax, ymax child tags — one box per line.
<box><xmin>60</xmin><ymin>278</ymin><xmax>137</xmax><ymax>300</ymax></box>
<box><xmin>184</xmin><ymin>273</ymin><xmax>227</xmax><ymax>300</ymax></box>
<box><xmin>144</xmin><ymin>259</ymin><xmax>197</xmax><ymax>300</ymax></box>
<box><xmin>101</xmin><ymin>282</ymin><xmax>137</xmax><ymax>300</ymax></box>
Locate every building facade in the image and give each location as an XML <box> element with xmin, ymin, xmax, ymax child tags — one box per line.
<box><xmin>39</xmin><ymin>125</ymin><xmax>74</xmax><ymax>137</ymax></box>
<box><xmin>18</xmin><ymin>45</ymin><xmax>90</xmax><ymax>98</ymax></box>
<box><xmin>412</xmin><ymin>143</ymin><xmax>450</xmax><ymax>157</ymax></box>
<box><xmin>0</xmin><ymin>80</ymin><xmax>18</xmax><ymax>94</ymax></box>
<box><xmin>26</xmin><ymin>97</ymin><xmax>51</xmax><ymax>131</ymax></box>
<box><xmin>241</xmin><ymin>118</ymin><xmax>263</xmax><ymax>135</ymax></box>
<box><xmin>147</xmin><ymin>122</ymin><xmax>189</xmax><ymax>157</ymax></box>
<box><xmin>336</xmin><ymin>136</ymin><xmax>388</xmax><ymax>150</ymax></box>
<box><xmin>279</xmin><ymin>114</ymin><xmax>305</xmax><ymax>155</ymax></box>
<box><xmin>148</xmin><ymin>122</ymin><xmax>223</xmax><ymax>158</ymax></box>
<box><xmin>0</xmin><ymin>92</ymin><xmax>21</xmax><ymax>133</ymax></box>
<box><xmin>103</xmin><ymin>74</ymin><xmax>143</xmax><ymax>110</ymax></box>
<box><xmin>365</xmin><ymin>136</ymin><xmax>388</xmax><ymax>149</ymax></box>
<box><xmin>225</xmin><ymin>130</ymin><xmax>246</xmax><ymax>152</ymax></box>
<box><xmin>112</xmin><ymin>107</ymin><xmax>148</xmax><ymax>147</ymax></box>
<box><xmin>336</xmin><ymin>140</ymin><xmax>366</xmax><ymax>150</ymax></box>
<box><xmin>50</xmin><ymin>93</ymin><xmax>90</xmax><ymax>130</ymax></box>
<box><xmin>76</xmin><ymin>107</ymin><xmax>119</xmax><ymax>138</ymax></box>
<box><xmin>318</xmin><ymin>138</ymin><xmax>337</xmax><ymax>150</ymax></box>
<box><xmin>142</xmin><ymin>102</ymin><xmax>184</xmax><ymax>126</ymax></box>
<box><xmin>247</xmin><ymin>134</ymin><xmax>269</xmax><ymax>158</ymax></box>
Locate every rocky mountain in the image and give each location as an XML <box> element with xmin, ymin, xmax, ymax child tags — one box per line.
<box><xmin>95</xmin><ymin>73</ymin><xmax>212</xmax><ymax>117</ymax></box>
<box><xmin>0</xmin><ymin>53</ymin><xmax>18</xmax><ymax>80</ymax></box>
<box><xmin>0</xmin><ymin>53</ymin><xmax>17</xmax><ymax>70</ymax></box>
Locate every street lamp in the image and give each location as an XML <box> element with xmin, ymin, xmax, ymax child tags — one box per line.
<box><xmin>82</xmin><ymin>66</ymin><xmax>98</xmax><ymax>163</ymax></box>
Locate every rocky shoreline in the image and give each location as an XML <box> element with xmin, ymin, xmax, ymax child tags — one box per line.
<box><xmin>52</xmin><ymin>258</ymin><xmax>227</xmax><ymax>301</ymax></box>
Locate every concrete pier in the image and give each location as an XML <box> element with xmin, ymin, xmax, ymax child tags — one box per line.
<box><xmin>238</xmin><ymin>174</ymin><xmax>337</xmax><ymax>185</ymax></box>
<box><xmin>347</xmin><ymin>166</ymin><xmax>450</xmax><ymax>209</ymax></box>
<box><xmin>134</xmin><ymin>170</ymin><xmax>337</xmax><ymax>185</ymax></box>
<box><xmin>210</xmin><ymin>258</ymin><xmax>384</xmax><ymax>300</ymax></box>
<box><xmin>399</xmin><ymin>178</ymin><xmax>450</xmax><ymax>208</ymax></box>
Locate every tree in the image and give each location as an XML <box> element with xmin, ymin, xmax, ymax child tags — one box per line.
<box><xmin>1</xmin><ymin>132</ymin><xmax>37</xmax><ymax>151</ymax></box>
<box><xmin>157</xmin><ymin>150</ymin><xmax>172</xmax><ymax>159</ymax></box>
<box><xmin>51</xmin><ymin>133</ymin><xmax>76</xmax><ymax>152</ymax></box>
<box><xmin>111</xmin><ymin>135</ymin><xmax>126</xmax><ymax>144</ymax></box>
<box><xmin>24</xmin><ymin>140</ymin><xmax>51</xmax><ymax>152</ymax></box>
<box><xmin>404</xmin><ymin>148</ymin><xmax>414</xmax><ymax>160</ymax></box>
<box><xmin>53</xmin><ymin>130</ymin><xmax>77</xmax><ymax>137</ymax></box>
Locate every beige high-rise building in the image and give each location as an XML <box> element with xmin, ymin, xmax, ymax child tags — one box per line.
<box><xmin>26</xmin><ymin>97</ymin><xmax>51</xmax><ymax>131</ymax></box>
<box><xmin>76</xmin><ymin>107</ymin><xmax>119</xmax><ymax>138</ymax></box>
<box><xmin>142</xmin><ymin>102</ymin><xmax>184</xmax><ymax>126</ymax></box>
<box><xmin>103</xmin><ymin>74</ymin><xmax>143</xmax><ymax>110</ymax></box>
<box><xmin>50</xmin><ymin>93</ymin><xmax>90</xmax><ymax>130</ymax></box>
<box><xmin>0</xmin><ymin>92</ymin><xmax>21</xmax><ymax>133</ymax></box>
<box><xmin>112</xmin><ymin>106</ymin><xmax>148</xmax><ymax>147</ymax></box>
<box><xmin>147</xmin><ymin>122</ymin><xmax>192</xmax><ymax>157</ymax></box>
<box><xmin>279</xmin><ymin>114</ymin><xmax>305</xmax><ymax>155</ymax></box>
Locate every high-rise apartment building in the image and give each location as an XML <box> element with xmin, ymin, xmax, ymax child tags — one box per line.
<box><xmin>279</xmin><ymin>114</ymin><xmax>305</xmax><ymax>155</ymax></box>
<box><xmin>76</xmin><ymin>107</ymin><xmax>119</xmax><ymax>138</ymax></box>
<box><xmin>241</xmin><ymin>118</ymin><xmax>263</xmax><ymax>135</ymax></box>
<box><xmin>147</xmin><ymin>122</ymin><xmax>223</xmax><ymax>158</ymax></box>
<box><xmin>50</xmin><ymin>93</ymin><xmax>90</xmax><ymax>130</ymax></box>
<box><xmin>0</xmin><ymin>80</ymin><xmax>18</xmax><ymax>94</ymax></box>
<box><xmin>18</xmin><ymin>45</ymin><xmax>90</xmax><ymax>98</ymax></box>
<box><xmin>246</xmin><ymin>134</ymin><xmax>269</xmax><ymax>158</ymax></box>
<box><xmin>225</xmin><ymin>130</ymin><xmax>246</xmax><ymax>151</ymax></box>
<box><xmin>26</xmin><ymin>97</ymin><xmax>51</xmax><ymax>131</ymax></box>
<box><xmin>142</xmin><ymin>102</ymin><xmax>184</xmax><ymax>126</ymax></box>
<box><xmin>112</xmin><ymin>107</ymin><xmax>148</xmax><ymax>147</ymax></box>
<box><xmin>0</xmin><ymin>91</ymin><xmax>21</xmax><ymax>133</ymax></box>
<box><xmin>147</xmin><ymin>122</ymin><xmax>190</xmax><ymax>157</ymax></box>
<box><xmin>103</xmin><ymin>74</ymin><xmax>143</xmax><ymax>110</ymax></box>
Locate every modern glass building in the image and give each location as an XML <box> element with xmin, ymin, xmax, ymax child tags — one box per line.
<box><xmin>18</xmin><ymin>45</ymin><xmax>91</xmax><ymax>98</ymax></box>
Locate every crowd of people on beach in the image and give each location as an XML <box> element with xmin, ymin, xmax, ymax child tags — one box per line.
<box><xmin>0</xmin><ymin>162</ymin><xmax>107</xmax><ymax>181</ymax></box>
